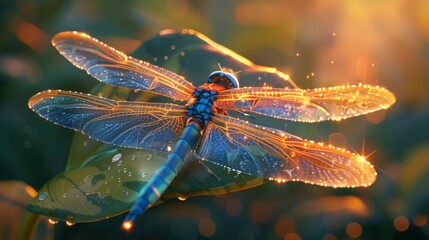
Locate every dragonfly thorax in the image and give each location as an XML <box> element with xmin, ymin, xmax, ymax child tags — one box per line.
<box><xmin>187</xmin><ymin>83</ymin><xmax>226</xmax><ymax>125</ymax></box>
<box><xmin>207</xmin><ymin>71</ymin><xmax>239</xmax><ymax>89</ymax></box>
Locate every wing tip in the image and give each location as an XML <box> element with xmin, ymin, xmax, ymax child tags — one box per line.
<box><xmin>51</xmin><ymin>31</ymin><xmax>89</xmax><ymax>46</ymax></box>
<box><xmin>28</xmin><ymin>90</ymin><xmax>65</xmax><ymax>110</ymax></box>
<box><xmin>28</xmin><ymin>90</ymin><xmax>50</xmax><ymax>110</ymax></box>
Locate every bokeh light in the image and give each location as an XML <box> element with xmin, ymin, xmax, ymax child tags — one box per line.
<box><xmin>346</xmin><ymin>222</ymin><xmax>362</xmax><ymax>238</ymax></box>
<box><xmin>413</xmin><ymin>214</ymin><xmax>428</xmax><ymax>227</ymax></box>
<box><xmin>225</xmin><ymin>198</ymin><xmax>243</xmax><ymax>217</ymax></box>
<box><xmin>393</xmin><ymin>216</ymin><xmax>409</xmax><ymax>232</ymax></box>
<box><xmin>198</xmin><ymin>218</ymin><xmax>216</xmax><ymax>237</ymax></box>
<box><xmin>284</xmin><ymin>232</ymin><xmax>301</xmax><ymax>240</ymax></box>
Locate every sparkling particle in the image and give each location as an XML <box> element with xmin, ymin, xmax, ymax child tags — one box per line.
<box><xmin>38</xmin><ymin>192</ymin><xmax>47</xmax><ymax>201</ymax></box>
<box><xmin>112</xmin><ymin>153</ymin><xmax>122</xmax><ymax>162</ymax></box>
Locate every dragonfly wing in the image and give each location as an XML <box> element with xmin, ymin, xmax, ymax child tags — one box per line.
<box><xmin>195</xmin><ymin>114</ymin><xmax>376</xmax><ymax>188</ymax></box>
<box><xmin>29</xmin><ymin>90</ymin><xmax>186</xmax><ymax>151</ymax></box>
<box><xmin>52</xmin><ymin>31</ymin><xmax>195</xmax><ymax>101</ymax></box>
<box><xmin>216</xmin><ymin>84</ymin><xmax>395</xmax><ymax>122</ymax></box>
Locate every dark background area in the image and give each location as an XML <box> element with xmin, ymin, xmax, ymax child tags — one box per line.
<box><xmin>1</xmin><ymin>0</ymin><xmax>429</xmax><ymax>239</ymax></box>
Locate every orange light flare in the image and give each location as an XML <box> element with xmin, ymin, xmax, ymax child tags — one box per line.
<box><xmin>8</xmin><ymin>16</ymin><xmax>48</xmax><ymax>52</ymax></box>
<box><xmin>24</xmin><ymin>185</ymin><xmax>37</xmax><ymax>198</ymax></box>
<box><xmin>122</xmin><ymin>220</ymin><xmax>133</xmax><ymax>232</ymax></box>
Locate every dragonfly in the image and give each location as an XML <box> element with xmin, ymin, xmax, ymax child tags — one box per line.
<box><xmin>28</xmin><ymin>30</ymin><xmax>395</xmax><ymax>231</ymax></box>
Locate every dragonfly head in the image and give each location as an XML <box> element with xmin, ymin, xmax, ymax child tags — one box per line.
<box><xmin>207</xmin><ymin>71</ymin><xmax>239</xmax><ymax>89</ymax></box>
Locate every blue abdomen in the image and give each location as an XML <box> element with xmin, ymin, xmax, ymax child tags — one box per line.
<box><xmin>123</xmin><ymin>121</ymin><xmax>202</xmax><ymax>225</ymax></box>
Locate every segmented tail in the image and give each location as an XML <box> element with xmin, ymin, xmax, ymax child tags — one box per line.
<box><xmin>122</xmin><ymin>122</ymin><xmax>202</xmax><ymax>231</ymax></box>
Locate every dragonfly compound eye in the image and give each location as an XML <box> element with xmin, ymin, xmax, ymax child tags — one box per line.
<box><xmin>207</xmin><ymin>71</ymin><xmax>239</xmax><ymax>89</ymax></box>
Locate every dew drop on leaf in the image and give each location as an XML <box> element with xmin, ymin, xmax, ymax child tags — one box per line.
<box><xmin>178</xmin><ymin>196</ymin><xmax>187</xmax><ymax>201</ymax></box>
<box><xmin>112</xmin><ymin>153</ymin><xmax>122</xmax><ymax>162</ymax></box>
<box><xmin>38</xmin><ymin>192</ymin><xmax>47</xmax><ymax>201</ymax></box>
<box><xmin>65</xmin><ymin>221</ymin><xmax>75</xmax><ymax>226</ymax></box>
<box><xmin>48</xmin><ymin>218</ymin><xmax>58</xmax><ymax>224</ymax></box>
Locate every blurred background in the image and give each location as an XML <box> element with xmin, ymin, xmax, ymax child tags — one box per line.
<box><xmin>1</xmin><ymin>0</ymin><xmax>429</xmax><ymax>239</ymax></box>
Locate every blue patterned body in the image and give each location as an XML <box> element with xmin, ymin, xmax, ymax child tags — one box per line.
<box><xmin>123</xmin><ymin>84</ymin><xmax>223</xmax><ymax>225</ymax></box>
<box><xmin>186</xmin><ymin>86</ymin><xmax>219</xmax><ymax>124</ymax></box>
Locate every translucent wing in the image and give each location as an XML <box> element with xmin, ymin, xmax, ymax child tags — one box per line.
<box><xmin>28</xmin><ymin>90</ymin><xmax>186</xmax><ymax>151</ymax></box>
<box><xmin>52</xmin><ymin>31</ymin><xmax>196</xmax><ymax>101</ymax></box>
<box><xmin>195</xmin><ymin>114</ymin><xmax>376</xmax><ymax>188</ymax></box>
<box><xmin>216</xmin><ymin>84</ymin><xmax>396</xmax><ymax>122</ymax></box>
